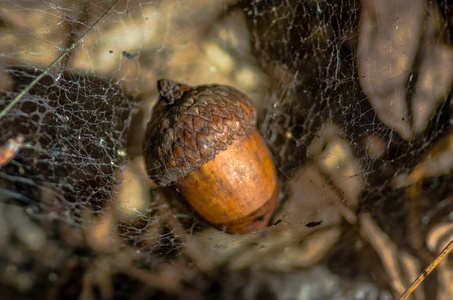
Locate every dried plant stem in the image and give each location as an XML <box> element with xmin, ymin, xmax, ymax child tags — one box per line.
<box><xmin>399</xmin><ymin>238</ymin><xmax>453</xmax><ymax>300</ymax></box>
<box><xmin>0</xmin><ymin>0</ymin><xmax>122</xmax><ymax>119</ymax></box>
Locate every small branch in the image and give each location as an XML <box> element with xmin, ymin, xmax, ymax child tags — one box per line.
<box><xmin>399</xmin><ymin>238</ymin><xmax>453</xmax><ymax>300</ymax></box>
<box><xmin>0</xmin><ymin>0</ymin><xmax>122</xmax><ymax>119</ymax></box>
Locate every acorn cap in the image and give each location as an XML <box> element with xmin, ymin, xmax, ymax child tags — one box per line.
<box><xmin>143</xmin><ymin>79</ymin><xmax>257</xmax><ymax>186</ymax></box>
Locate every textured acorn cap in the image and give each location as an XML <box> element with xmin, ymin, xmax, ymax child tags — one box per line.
<box><xmin>143</xmin><ymin>79</ymin><xmax>257</xmax><ymax>186</ymax></box>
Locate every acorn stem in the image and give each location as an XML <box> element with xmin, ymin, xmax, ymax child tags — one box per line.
<box><xmin>157</xmin><ymin>79</ymin><xmax>191</xmax><ymax>105</ymax></box>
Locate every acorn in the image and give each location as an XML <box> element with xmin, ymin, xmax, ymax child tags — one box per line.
<box><xmin>143</xmin><ymin>79</ymin><xmax>278</xmax><ymax>234</ymax></box>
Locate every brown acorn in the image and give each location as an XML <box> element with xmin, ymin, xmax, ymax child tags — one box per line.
<box><xmin>143</xmin><ymin>79</ymin><xmax>278</xmax><ymax>234</ymax></box>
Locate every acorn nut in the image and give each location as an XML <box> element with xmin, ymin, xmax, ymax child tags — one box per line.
<box><xmin>143</xmin><ymin>79</ymin><xmax>278</xmax><ymax>234</ymax></box>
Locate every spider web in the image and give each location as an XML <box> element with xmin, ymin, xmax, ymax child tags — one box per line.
<box><xmin>1</xmin><ymin>0</ymin><xmax>453</xmax><ymax>299</ymax></box>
